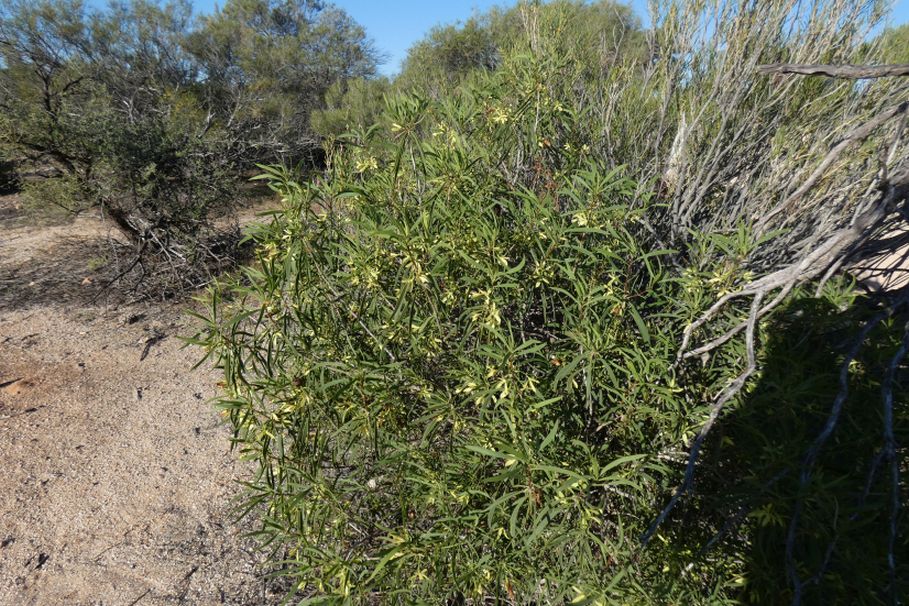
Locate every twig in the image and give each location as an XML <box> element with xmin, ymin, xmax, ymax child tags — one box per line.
<box><xmin>880</xmin><ymin>321</ymin><xmax>909</xmax><ymax>605</ymax></box>
<box><xmin>127</xmin><ymin>588</ymin><xmax>151</xmax><ymax>606</ymax></box>
<box><xmin>682</xmin><ymin>283</ymin><xmax>794</xmax><ymax>361</ymax></box>
<box><xmin>0</xmin><ymin>406</ymin><xmax>41</xmax><ymax>420</ymax></box>
<box><xmin>649</xmin><ymin>167</ymin><xmax>905</xmax><ymax>551</ymax></box>
<box><xmin>680</xmin><ymin>174</ymin><xmax>907</xmax><ymax>365</ymax></box>
<box><xmin>139</xmin><ymin>333</ymin><xmax>166</xmax><ymax>362</ymax></box>
<box><xmin>91</xmin><ymin>240</ymin><xmax>149</xmax><ymax>303</ymax></box>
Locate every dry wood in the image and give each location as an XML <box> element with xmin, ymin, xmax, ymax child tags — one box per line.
<box><xmin>644</xmin><ymin>57</ymin><xmax>909</xmax><ymax>591</ymax></box>
<box><xmin>758</xmin><ymin>63</ymin><xmax>909</xmax><ymax>79</ymax></box>
<box><xmin>758</xmin><ymin>101</ymin><xmax>909</xmax><ymax>229</ymax></box>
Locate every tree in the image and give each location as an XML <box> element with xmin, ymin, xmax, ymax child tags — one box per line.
<box><xmin>0</xmin><ymin>0</ymin><xmax>98</xmax><ymax>179</ymax></box>
<box><xmin>396</xmin><ymin>0</ymin><xmax>645</xmax><ymax>94</ymax></box>
<box><xmin>0</xmin><ymin>0</ymin><xmax>228</xmax><ymax>246</ymax></box>
<box><xmin>309</xmin><ymin>0</ymin><xmax>645</xmax><ymax>147</ymax></box>
<box><xmin>396</xmin><ymin>16</ymin><xmax>499</xmax><ymax>94</ymax></box>
<box><xmin>0</xmin><ymin>0</ymin><xmax>378</xmax><ymax>293</ymax></box>
<box><xmin>186</xmin><ymin>0</ymin><xmax>379</xmax><ymax>165</ymax></box>
<box><xmin>310</xmin><ymin>76</ymin><xmax>391</xmax><ymax>139</ymax></box>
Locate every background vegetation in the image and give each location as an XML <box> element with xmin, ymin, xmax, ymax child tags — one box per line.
<box><xmin>0</xmin><ymin>0</ymin><xmax>377</xmax><ymax>292</ymax></box>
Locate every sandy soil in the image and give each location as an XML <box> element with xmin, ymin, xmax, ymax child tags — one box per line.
<box><xmin>0</xmin><ymin>197</ymin><xmax>284</xmax><ymax>605</ymax></box>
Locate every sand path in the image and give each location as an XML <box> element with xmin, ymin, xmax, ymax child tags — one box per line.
<box><xmin>0</xmin><ymin>197</ymin><xmax>281</xmax><ymax>605</ymax></box>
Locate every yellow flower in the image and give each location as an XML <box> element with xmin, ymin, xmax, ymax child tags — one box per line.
<box><xmin>490</xmin><ymin>105</ymin><xmax>510</xmax><ymax>124</ymax></box>
<box><xmin>355</xmin><ymin>156</ymin><xmax>378</xmax><ymax>173</ymax></box>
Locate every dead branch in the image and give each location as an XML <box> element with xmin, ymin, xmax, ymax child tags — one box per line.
<box><xmin>758</xmin><ymin>64</ymin><xmax>909</xmax><ymax>79</ymax></box>
<box><xmin>641</xmin><ymin>291</ymin><xmax>764</xmax><ymax>547</ymax></box>
<box><xmin>881</xmin><ymin>321</ymin><xmax>909</xmax><ymax>605</ymax></box>
<box><xmin>785</xmin><ymin>289</ymin><xmax>909</xmax><ymax>606</ymax></box>
<box><xmin>645</xmin><ymin>170</ymin><xmax>908</xmax><ymax>550</ymax></box>
<box><xmin>758</xmin><ymin>100</ymin><xmax>908</xmax><ymax>230</ymax></box>
<box><xmin>644</xmin><ymin>52</ymin><xmax>909</xmax><ymax>556</ymax></box>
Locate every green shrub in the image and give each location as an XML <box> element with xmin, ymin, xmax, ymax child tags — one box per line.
<box><xmin>20</xmin><ymin>174</ymin><xmax>92</xmax><ymax>222</ymax></box>
<box><xmin>196</xmin><ymin>54</ymin><xmax>750</xmax><ymax>603</ymax></box>
<box><xmin>198</xmin><ymin>2</ymin><xmax>909</xmax><ymax>602</ymax></box>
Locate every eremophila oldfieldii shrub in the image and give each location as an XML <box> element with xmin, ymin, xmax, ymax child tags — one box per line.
<box><xmin>195</xmin><ymin>1</ymin><xmax>909</xmax><ymax>602</ymax></box>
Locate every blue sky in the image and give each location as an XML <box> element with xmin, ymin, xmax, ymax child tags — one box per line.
<box><xmin>328</xmin><ymin>0</ymin><xmax>909</xmax><ymax>75</ymax></box>
<box><xmin>188</xmin><ymin>0</ymin><xmax>909</xmax><ymax>76</ymax></box>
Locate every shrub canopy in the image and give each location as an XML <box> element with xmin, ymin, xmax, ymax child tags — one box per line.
<box><xmin>201</xmin><ymin>56</ymin><xmax>721</xmax><ymax>601</ymax></box>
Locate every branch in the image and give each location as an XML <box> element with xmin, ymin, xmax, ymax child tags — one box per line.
<box><xmin>758</xmin><ymin>64</ymin><xmax>909</xmax><ymax>79</ymax></box>
<box><xmin>641</xmin><ymin>291</ymin><xmax>764</xmax><ymax>547</ymax></box>
<box><xmin>758</xmin><ymin>100</ymin><xmax>909</xmax><ymax>230</ymax></box>
<box><xmin>880</xmin><ymin>321</ymin><xmax>909</xmax><ymax>605</ymax></box>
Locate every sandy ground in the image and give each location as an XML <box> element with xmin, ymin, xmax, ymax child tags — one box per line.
<box><xmin>0</xmin><ymin>197</ymin><xmax>284</xmax><ymax>605</ymax></box>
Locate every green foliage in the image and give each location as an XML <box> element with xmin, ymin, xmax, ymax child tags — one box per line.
<box><xmin>396</xmin><ymin>16</ymin><xmax>499</xmax><ymax>94</ymax></box>
<box><xmin>396</xmin><ymin>0</ymin><xmax>644</xmax><ymax>95</ymax></box>
<box><xmin>310</xmin><ymin>77</ymin><xmax>392</xmax><ymax>140</ymax></box>
<box><xmin>186</xmin><ymin>0</ymin><xmax>379</xmax><ymax>164</ymax></box>
<box><xmin>877</xmin><ymin>23</ymin><xmax>909</xmax><ymax>63</ymax></box>
<box><xmin>691</xmin><ymin>294</ymin><xmax>909</xmax><ymax>604</ymax></box>
<box><xmin>20</xmin><ymin>173</ymin><xmax>91</xmax><ymax>219</ymax></box>
<box><xmin>310</xmin><ymin>0</ymin><xmax>645</xmax><ymax>152</ymax></box>
<box><xmin>197</xmin><ymin>53</ymin><xmax>750</xmax><ymax>603</ymax></box>
<box><xmin>199</xmin><ymin>1</ymin><xmax>909</xmax><ymax>602</ymax></box>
